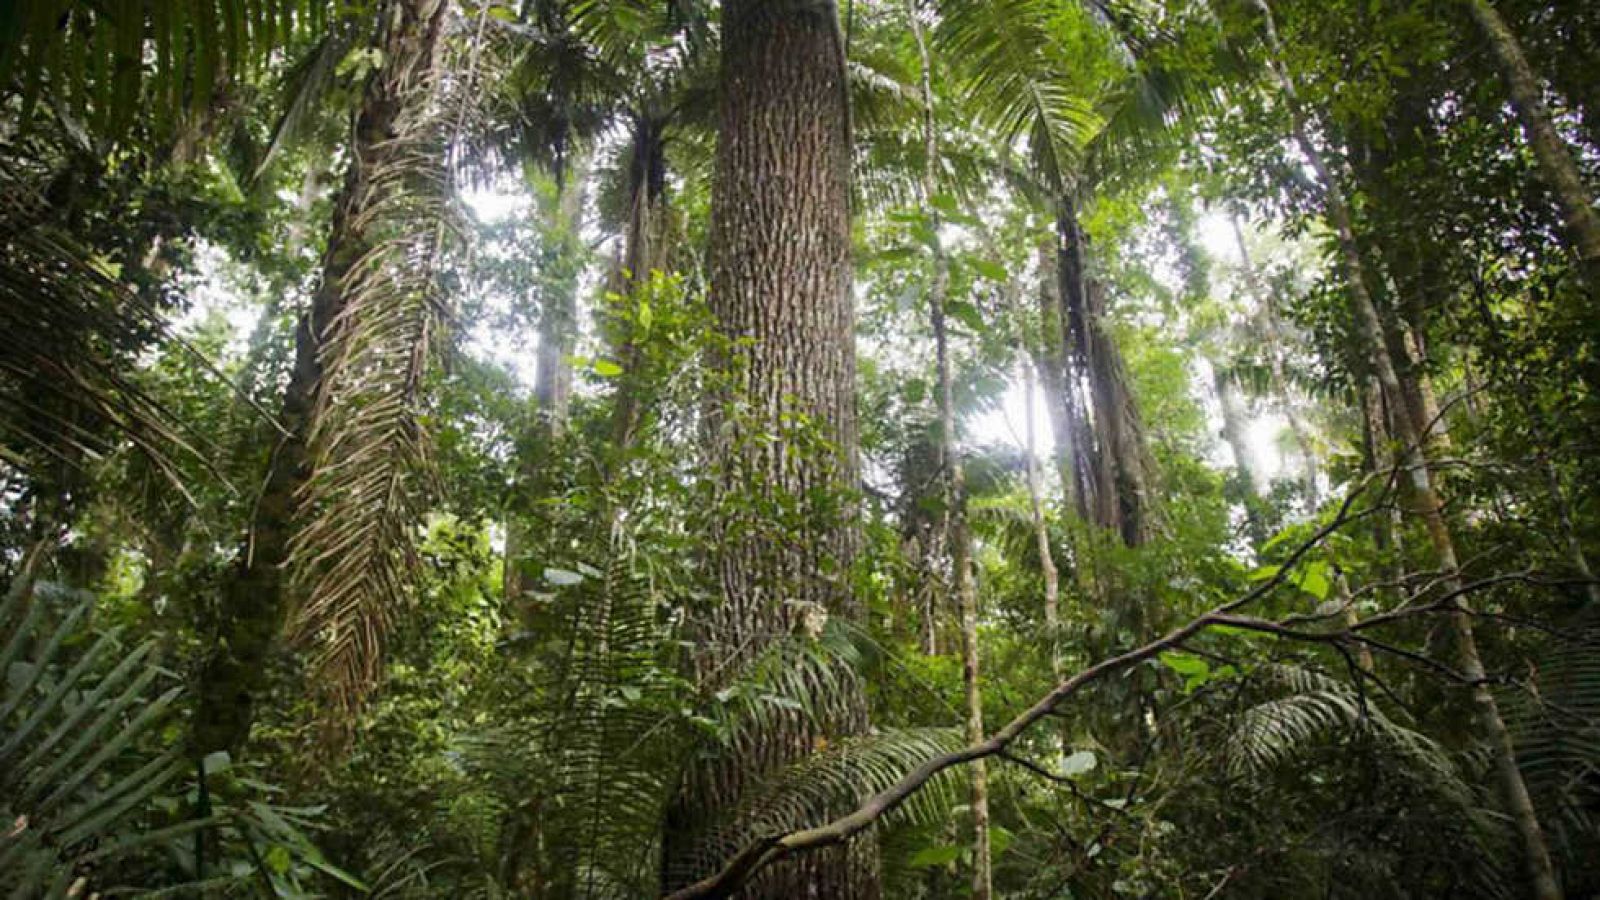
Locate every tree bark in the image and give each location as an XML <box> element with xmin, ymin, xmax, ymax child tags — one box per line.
<box><xmin>660</xmin><ymin>1</ymin><xmax>876</xmax><ymax>895</ymax></box>
<box><xmin>1465</xmin><ymin>0</ymin><xmax>1600</xmax><ymax>288</ymax></box>
<box><xmin>1253</xmin><ymin>3</ymin><xmax>1561</xmax><ymax>895</ymax></box>
<box><xmin>192</xmin><ymin>0</ymin><xmax>447</xmax><ymax>756</ymax></box>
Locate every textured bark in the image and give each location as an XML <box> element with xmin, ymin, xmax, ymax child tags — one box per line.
<box><xmin>1035</xmin><ymin>240</ymin><xmax>1091</xmax><ymax>522</ymax></box>
<box><xmin>192</xmin><ymin>0</ymin><xmax>447</xmax><ymax>756</ymax></box>
<box><xmin>1253</xmin><ymin>3</ymin><xmax>1561</xmax><ymax>895</ymax></box>
<box><xmin>909</xmin><ymin>7</ymin><xmax>990</xmax><ymax>894</ymax></box>
<box><xmin>1466</xmin><ymin>0</ymin><xmax>1600</xmax><ymax>288</ymax></box>
<box><xmin>1054</xmin><ymin>200</ymin><xmax>1152</xmax><ymax>546</ymax></box>
<box><xmin>661</xmin><ymin>1</ymin><xmax>876</xmax><ymax>895</ymax></box>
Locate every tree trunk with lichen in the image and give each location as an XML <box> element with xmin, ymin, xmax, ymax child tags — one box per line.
<box><xmin>192</xmin><ymin>0</ymin><xmax>447</xmax><ymax>756</ymax></box>
<box><xmin>660</xmin><ymin>1</ymin><xmax>877</xmax><ymax>895</ymax></box>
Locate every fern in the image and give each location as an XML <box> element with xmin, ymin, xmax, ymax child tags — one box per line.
<box><xmin>0</xmin><ymin>584</ymin><xmax>191</xmax><ymax>896</ymax></box>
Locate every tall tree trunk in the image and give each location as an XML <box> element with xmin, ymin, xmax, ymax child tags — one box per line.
<box><xmin>1230</xmin><ymin>216</ymin><xmax>1319</xmax><ymax>505</ymax></box>
<box><xmin>1253</xmin><ymin>3</ymin><xmax>1561</xmax><ymax>895</ymax></box>
<box><xmin>908</xmin><ymin>6</ymin><xmax>990</xmax><ymax>894</ymax></box>
<box><xmin>1465</xmin><ymin>0</ymin><xmax>1600</xmax><ymax>287</ymax></box>
<box><xmin>661</xmin><ymin>1</ymin><xmax>876</xmax><ymax>895</ymax></box>
<box><xmin>505</xmin><ymin>153</ymin><xmax>589</xmax><ymax>607</ymax></box>
<box><xmin>608</xmin><ymin>114</ymin><xmax>670</xmax><ymax>455</ymax></box>
<box><xmin>1023</xmin><ymin>356</ymin><xmax>1068</xmax><ymax>763</ymax></box>
<box><xmin>192</xmin><ymin>0</ymin><xmax>448</xmax><ymax>756</ymax></box>
<box><xmin>1056</xmin><ymin>200</ymin><xmax>1152</xmax><ymax>545</ymax></box>
<box><xmin>1035</xmin><ymin>240</ymin><xmax>1091</xmax><ymax>521</ymax></box>
<box><xmin>1214</xmin><ymin>365</ymin><xmax>1263</xmax><ymax>496</ymax></box>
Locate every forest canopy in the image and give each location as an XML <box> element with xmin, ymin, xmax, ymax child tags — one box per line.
<box><xmin>2</xmin><ymin>0</ymin><xmax>1599</xmax><ymax>897</ymax></box>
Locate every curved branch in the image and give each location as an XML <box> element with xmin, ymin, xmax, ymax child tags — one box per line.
<box><xmin>663</xmin><ymin>477</ymin><xmax>1378</xmax><ymax>899</ymax></box>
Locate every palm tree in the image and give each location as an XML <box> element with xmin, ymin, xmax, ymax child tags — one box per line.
<box><xmin>935</xmin><ymin>0</ymin><xmax>1197</xmax><ymax>548</ymax></box>
<box><xmin>194</xmin><ymin>0</ymin><xmax>452</xmax><ymax>752</ymax></box>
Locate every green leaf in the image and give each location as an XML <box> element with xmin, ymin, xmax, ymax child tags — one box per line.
<box><xmin>970</xmin><ymin>258</ymin><xmax>1007</xmax><ymax>281</ymax></box>
<box><xmin>593</xmin><ymin>359</ymin><xmax>623</xmax><ymax>377</ymax></box>
<box><xmin>1061</xmin><ymin>749</ymin><xmax>1098</xmax><ymax>776</ymax></box>
<box><xmin>989</xmin><ymin>824</ymin><xmax>1015</xmax><ymax>857</ymax></box>
<box><xmin>908</xmin><ymin>844</ymin><xmax>962</xmax><ymax>868</ymax></box>
<box><xmin>1293</xmin><ymin>561</ymin><xmax>1331</xmax><ymax>601</ymax></box>
<box><xmin>1247</xmin><ymin>564</ymin><xmax>1281</xmax><ymax>582</ymax></box>
<box><xmin>1158</xmin><ymin>651</ymin><xmax>1208</xmax><ymax>677</ymax></box>
<box><xmin>946</xmin><ymin>300</ymin><xmax>984</xmax><ymax>332</ymax></box>
<box><xmin>264</xmin><ymin>844</ymin><xmax>292</xmax><ymax>875</ymax></box>
<box><xmin>200</xmin><ymin>750</ymin><xmax>231</xmax><ymax>775</ymax></box>
<box><xmin>544</xmin><ymin>567</ymin><xmax>584</xmax><ymax>586</ymax></box>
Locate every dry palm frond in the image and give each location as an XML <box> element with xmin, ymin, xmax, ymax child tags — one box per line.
<box><xmin>287</xmin><ymin>0</ymin><xmax>472</xmax><ymax>727</ymax></box>
<box><xmin>0</xmin><ymin>165</ymin><xmax>237</xmax><ymax>498</ymax></box>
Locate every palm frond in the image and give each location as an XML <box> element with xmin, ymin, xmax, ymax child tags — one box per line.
<box><xmin>0</xmin><ymin>167</ymin><xmax>234</xmax><ymax>498</ymax></box>
<box><xmin>0</xmin><ymin>0</ymin><xmax>329</xmax><ymax>141</ymax></box>
<box><xmin>0</xmin><ymin>588</ymin><xmax>186</xmax><ymax>893</ymax></box>
<box><xmin>287</xmin><ymin>0</ymin><xmax>461</xmax><ymax>725</ymax></box>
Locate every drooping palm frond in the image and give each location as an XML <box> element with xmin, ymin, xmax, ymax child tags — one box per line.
<box><xmin>252</xmin><ymin>23</ymin><xmax>363</xmax><ymax>183</ymax></box>
<box><xmin>937</xmin><ymin>0</ymin><xmax>1108</xmax><ymax>195</ymax></box>
<box><xmin>1224</xmin><ymin>664</ymin><xmax>1475</xmax><ymax>810</ymax></box>
<box><xmin>0</xmin><ymin>0</ymin><xmax>332</xmax><ymax>140</ymax></box>
<box><xmin>0</xmin><ymin>167</ymin><xmax>233</xmax><ymax>498</ymax></box>
<box><xmin>287</xmin><ymin>0</ymin><xmax>462</xmax><ymax>725</ymax></box>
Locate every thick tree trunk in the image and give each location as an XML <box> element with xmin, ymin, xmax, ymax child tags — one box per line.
<box><xmin>1466</xmin><ymin>0</ymin><xmax>1600</xmax><ymax>287</ymax></box>
<box><xmin>192</xmin><ymin>0</ymin><xmax>447</xmax><ymax>756</ymax></box>
<box><xmin>908</xmin><ymin>7</ymin><xmax>990</xmax><ymax>894</ymax></box>
<box><xmin>1253</xmin><ymin>3</ymin><xmax>1561</xmax><ymax>895</ymax></box>
<box><xmin>661</xmin><ymin>1</ymin><xmax>876</xmax><ymax>895</ymax></box>
<box><xmin>1055</xmin><ymin>200</ymin><xmax>1152</xmax><ymax>546</ymax></box>
<box><xmin>1035</xmin><ymin>240</ymin><xmax>1091</xmax><ymax>522</ymax></box>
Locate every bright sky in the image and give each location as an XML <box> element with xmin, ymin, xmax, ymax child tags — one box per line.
<box><xmin>176</xmin><ymin>185</ymin><xmax>1302</xmax><ymax>504</ymax></box>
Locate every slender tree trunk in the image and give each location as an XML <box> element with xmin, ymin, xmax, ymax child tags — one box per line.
<box><xmin>908</xmin><ymin>7</ymin><xmax>990</xmax><ymax>894</ymax></box>
<box><xmin>1023</xmin><ymin>360</ymin><xmax>1062</xmax><ymax>639</ymax></box>
<box><xmin>608</xmin><ymin>115</ymin><xmax>669</xmax><ymax>455</ymax></box>
<box><xmin>1253</xmin><ymin>3</ymin><xmax>1561</xmax><ymax>895</ymax></box>
<box><xmin>1230</xmin><ymin>216</ymin><xmax>1319</xmax><ymax>505</ymax></box>
<box><xmin>1214</xmin><ymin>364</ymin><xmax>1263</xmax><ymax>496</ymax></box>
<box><xmin>1465</xmin><ymin>0</ymin><xmax>1600</xmax><ymax>287</ymax></box>
<box><xmin>661</xmin><ymin>1</ymin><xmax>876</xmax><ymax>895</ymax></box>
<box><xmin>192</xmin><ymin>0</ymin><xmax>448</xmax><ymax>756</ymax></box>
<box><xmin>505</xmin><ymin>154</ymin><xmax>588</xmax><ymax>607</ymax></box>
<box><xmin>1022</xmin><ymin>357</ymin><xmax>1069</xmax><ymax>763</ymax></box>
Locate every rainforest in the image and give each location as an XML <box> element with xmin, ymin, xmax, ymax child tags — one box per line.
<box><xmin>1</xmin><ymin>0</ymin><xmax>1598</xmax><ymax>897</ymax></box>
